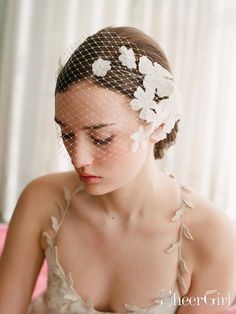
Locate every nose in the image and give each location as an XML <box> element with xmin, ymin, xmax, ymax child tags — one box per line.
<box><xmin>70</xmin><ymin>138</ymin><xmax>93</xmax><ymax>169</ymax></box>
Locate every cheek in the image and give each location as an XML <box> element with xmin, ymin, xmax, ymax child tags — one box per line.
<box><xmin>97</xmin><ymin>139</ymin><xmax>132</xmax><ymax>163</ymax></box>
<box><xmin>99</xmin><ymin>141</ymin><xmax>147</xmax><ymax>170</ymax></box>
<box><xmin>99</xmin><ymin>128</ymin><xmax>136</xmax><ymax>160</ymax></box>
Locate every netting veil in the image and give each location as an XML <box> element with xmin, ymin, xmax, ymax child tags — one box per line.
<box><xmin>54</xmin><ymin>30</ymin><xmax>181</xmax><ymax>166</ymax></box>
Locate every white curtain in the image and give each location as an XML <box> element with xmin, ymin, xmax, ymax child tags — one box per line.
<box><xmin>0</xmin><ymin>0</ymin><xmax>236</xmax><ymax>222</ymax></box>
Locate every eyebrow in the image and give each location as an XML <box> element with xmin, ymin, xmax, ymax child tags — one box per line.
<box><xmin>54</xmin><ymin>117</ymin><xmax>116</xmax><ymax>130</ymax></box>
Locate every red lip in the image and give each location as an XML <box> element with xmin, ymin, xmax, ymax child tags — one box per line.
<box><xmin>79</xmin><ymin>172</ymin><xmax>100</xmax><ymax>177</ymax></box>
<box><xmin>79</xmin><ymin>176</ymin><xmax>102</xmax><ymax>184</ymax></box>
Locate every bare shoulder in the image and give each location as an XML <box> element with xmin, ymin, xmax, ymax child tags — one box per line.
<box><xmin>20</xmin><ymin>170</ymin><xmax>81</xmax><ymax>243</ymax></box>
<box><xmin>24</xmin><ymin>169</ymin><xmax>80</xmax><ymax>202</ymax></box>
<box><xmin>182</xmin><ymin>184</ymin><xmax>236</xmax><ymax>270</ymax></box>
<box><xmin>26</xmin><ymin>169</ymin><xmax>80</xmax><ymax>190</ymax></box>
<box><xmin>0</xmin><ymin>170</ymin><xmax>79</xmax><ymax>311</ymax></box>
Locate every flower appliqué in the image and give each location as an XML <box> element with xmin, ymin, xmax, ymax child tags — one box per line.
<box><xmin>129</xmin><ymin>55</ymin><xmax>180</xmax><ymax>149</ymax></box>
<box><xmin>118</xmin><ymin>45</ymin><xmax>136</xmax><ymax>69</ymax></box>
<box><xmin>130</xmin><ymin>86</ymin><xmax>157</xmax><ymax>121</ymax></box>
<box><xmin>139</xmin><ymin>56</ymin><xmax>175</xmax><ymax>97</ymax></box>
<box><xmin>148</xmin><ymin>95</ymin><xmax>180</xmax><ymax>141</ymax></box>
<box><xmin>89</xmin><ymin>44</ymin><xmax>180</xmax><ymax>153</ymax></box>
<box><xmin>130</xmin><ymin>125</ymin><xmax>147</xmax><ymax>153</ymax></box>
<box><xmin>92</xmin><ymin>57</ymin><xmax>111</xmax><ymax>77</ymax></box>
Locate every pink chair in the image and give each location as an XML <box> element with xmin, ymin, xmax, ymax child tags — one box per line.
<box><xmin>0</xmin><ymin>223</ymin><xmax>236</xmax><ymax>311</ymax></box>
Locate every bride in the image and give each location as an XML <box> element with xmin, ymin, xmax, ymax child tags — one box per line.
<box><xmin>0</xmin><ymin>26</ymin><xmax>235</xmax><ymax>314</ymax></box>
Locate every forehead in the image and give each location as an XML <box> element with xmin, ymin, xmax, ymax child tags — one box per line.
<box><xmin>55</xmin><ymin>81</ymin><xmax>136</xmax><ymax>127</ymax></box>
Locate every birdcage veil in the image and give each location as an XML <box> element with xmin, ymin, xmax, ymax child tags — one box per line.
<box><xmin>54</xmin><ymin>27</ymin><xmax>182</xmax><ymax>165</ymax></box>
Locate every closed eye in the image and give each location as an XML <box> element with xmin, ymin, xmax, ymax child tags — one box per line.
<box><xmin>60</xmin><ymin>133</ymin><xmax>114</xmax><ymax>146</ymax></box>
<box><xmin>91</xmin><ymin>135</ymin><xmax>114</xmax><ymax>145</ymax></box>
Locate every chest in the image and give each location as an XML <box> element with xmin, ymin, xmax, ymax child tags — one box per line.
<box><xmin>48</xmin><ymin>210</ymin><xmax>185</xmax><ymax>312</ymax></box>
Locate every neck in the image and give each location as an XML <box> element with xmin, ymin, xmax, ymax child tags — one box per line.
<box><xmin>95</xmin><ymin>157</ymin><xmax>177</xmax><ymax>226</ymax></box>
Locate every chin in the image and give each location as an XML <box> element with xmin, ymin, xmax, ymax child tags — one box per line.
<box><xmin>84</xmin><ymin>182</ymin><xmax>123</xmax><ymax>196</ymax></box>
<box><xmin>81</xmin><ymin>182</ymin><xmax>108</xmax><ymax>195</ymax></box>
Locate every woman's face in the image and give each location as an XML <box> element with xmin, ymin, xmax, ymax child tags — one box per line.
<box><xmin>55</xmin><ymin>80</ymin><xmax>153</xmax><ymax>194</ymax></box>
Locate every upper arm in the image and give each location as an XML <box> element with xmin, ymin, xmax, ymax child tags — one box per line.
<box><xmin>0</xmin><ymin>176</ymin><xmax>54</xmax><ymax>314</ymax></box>
<box><xmin>176</xmin><ymin>209</ymin><xmax>236</xmax><ymax>314</ymax></box>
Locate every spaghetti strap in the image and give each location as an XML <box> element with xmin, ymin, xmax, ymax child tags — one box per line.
<box><xmin>52</xmin><ymin>183</ymin><xmax>84</xmax><ymax>234</ymax></box>
<box><xmin>165</xmin><ymin>173</ymin><xmax>194</xmax><ymax>291</ymax></box>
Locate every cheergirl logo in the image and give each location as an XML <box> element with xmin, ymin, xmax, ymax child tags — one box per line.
<box><xmin>156</xmin><ymin>289</ymin><xmax>232</xmax><ymax>307</ymax></box>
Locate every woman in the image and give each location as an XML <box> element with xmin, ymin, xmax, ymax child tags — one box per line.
<box><xmin>0</xmin><ymin>26</ymin><xmax>236</xmax><ymax>314</ymax></box>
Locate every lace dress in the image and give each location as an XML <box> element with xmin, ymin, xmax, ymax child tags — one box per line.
<box><xmin>27</xmin><ymin>174</ymin><xmax>195</xmax><ymax>314</ymax></box>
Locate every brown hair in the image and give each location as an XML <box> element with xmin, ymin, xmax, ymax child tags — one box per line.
<box><xmin>55</xmin><ymin>26</ymin><xmax>179</xmax><ymax>159</ymax></box>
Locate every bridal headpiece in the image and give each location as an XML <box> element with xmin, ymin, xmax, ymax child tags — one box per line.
<box><xmin>55</xmin><ymin>30</ymin><xmax>181</xmax><ymax>161</ymax></box>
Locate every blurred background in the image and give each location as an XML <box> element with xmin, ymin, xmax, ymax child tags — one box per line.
<box><xmin>0</xmin><ymin>0</ymin><xmax>236</xmax><ymax>223</ymax></box>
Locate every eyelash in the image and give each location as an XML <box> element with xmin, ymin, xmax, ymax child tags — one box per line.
<box><xmin>60</xmin><ymin>133</ymin><xmax>114</xmax><ymax>146</ymax></box>
<box><xmin>91</xmin><ymin>136</ymin><xmax>114</xmax><ymax>145</ymax></box>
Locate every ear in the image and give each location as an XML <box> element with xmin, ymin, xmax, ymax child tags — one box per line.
<box><xmin>149</xmin><ymin>123</ymin><xmax>165</xmax><ymax>144</ymax></box>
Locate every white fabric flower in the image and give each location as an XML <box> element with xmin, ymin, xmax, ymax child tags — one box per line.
<box><xmin>129</xmin><ymin>86</ymin><xmax>177</xmax><ymax>140</ymax></box>
<box><xmin>138</xmin><ymin>56</ymin><xmax>175</xmax><ymax>97</ymax></box>
<box><xmin>130</xmin><ymin>126</ymin><xmax>147</xmax><ymax>152</ymax></box>
<box><xmin>118</xmin><ymin>46</ymin><xmax>136</xmax><ymax>69</ymax></box>
<box><xmin>130</xmin><ymin>86</ymin><xmax>157</xmax><ymax>120</ymax></box>
<box><xmin>148</xmin><ymin>96</ymin><xmax>179</xmax><ymax>142</ymax></box>
<box><xmin>92</xmin><ymin>57</ymin><xmax>111</xmax><ymax>77</ymax></box>
<box><xmin>144</xmin><ymin>103</ymin><xmax>170</xmax><ymax>134</ymax></box>
<box><xmin>149</xmin><ymin>126</ymin><xmax>167</xmax><ymax>142</ymax></box>
<box><xmin>138</xmin><ymin>107</ymin><xmax>159</xmax><ymax>123</ymax></box>
<box><xmin>139</xmin><ymin>56</ymin><xmax>172</xmax><ymax>78</ymax></box>
<box><xmin>144</xmin><ymin>73</ymin><xmax>175</xmax><ymax>97</ymax></box>
<box><xmin>152</xmin><ymin>99</ymin><xmax>171</xmax><ymax>123</ymax></box>
<box><xmin>160</xmin><ymin>97</ymin><xmax>179</xmax><ymax>133</ymax></box>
